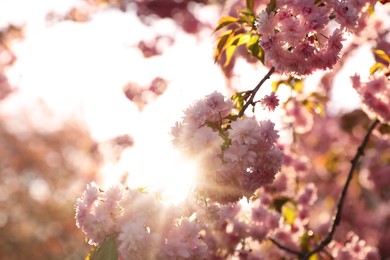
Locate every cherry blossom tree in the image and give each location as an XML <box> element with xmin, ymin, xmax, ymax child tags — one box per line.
<box><xmin>73</xmin><ymin>0</ymin><xmax>390</xmax><ymax>259</ymax></box>
<box><xmin>1</xmin><ymin>0</ymin><xmax>390</xmax><ymax>259</ymax></box>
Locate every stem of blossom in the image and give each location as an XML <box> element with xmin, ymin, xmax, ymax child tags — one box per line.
<box><xmin>269</xmin><ymin>119</ymin><xmax>380</xmax><ymax>259</ymax></box>
<box><xmin>302</xmin><ymin>118</ymin><xmax>380</xmax><ymax>259</ymax></box>
<box><xmin>237</xmin><ymin>66</ymin><xmax>275</xmax><ymax>118</ymax></box>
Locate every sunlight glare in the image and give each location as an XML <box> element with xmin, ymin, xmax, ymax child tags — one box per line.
<box><xmin>155</xmin><ymin>152</ymin><xmax>198</xmax><ymax>204</ymax></box>
<box><xmin>118</xmin><ymin>145</ymin><xmax>198</xmax><ymax>205</ymax></box>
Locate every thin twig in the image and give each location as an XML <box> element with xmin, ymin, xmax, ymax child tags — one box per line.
<box><xmin>268</xmin><ymin>119</ymin><xmax>379</xmax><ymax>259</ymax></box>
<box><xmin>237</xmin><ymin>66</ymin><xmax>275</xmax><ymax>118</ymax></box>
<box><xmin>269</xmin><ymin>238</ymin><xmax>304</xmax><ymax>257</ymax></box>
<box><xmin>302</xmin><ymin>118</ymin><xmax>380</xmax><ymax>259</ymax></box>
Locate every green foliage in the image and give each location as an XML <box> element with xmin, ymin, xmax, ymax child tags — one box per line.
<box><xmin>86</xmin><ymin>235</ymin><xmax>118</xmax><ymax>260</ymax></box>
<box><xmin>238</xmin><ymin>8</ymin><xmax>256</xmax><ymax>24</ymax></box>
<box><xmin>272</xmin><ymin>77</ymin><xmax>304</xmax><ymax>93</ymax></box>
<box><xmin>281</xmin><ymin>201</ymin><xmax>296</xmax><ymax>225</ymax></box>
<box><xmin>273</xmin><ymin>75</ymin><xmax>328</xmax><ymax>116</ymax></box>
<box><xmin>300</xmin><ymin>231</ymin><xmax>319</xmax><ymax>260</ymax></box>
<box><xmin>213</xmin><ymin>16</ymin><xmax>237</xmax><ymax>33</ymax></box>
<box><xmin>373</xmin><ymin>49</ymin><xmax>390</xmax><ymax>63</ymax></box>
<box><xmin>214</xmin><ymin>29</ymin><xmax>233</xmax><ymax>63</ymax></box>
<box><xmin>224</xmin><ymin>33</ymin><xmax>252</xmax><ymax>67</ymax></box>
<box><xmin>231</xmin><ymin>91</ymin><xmax>251</xmax><ymax>112</ymax></box>
<box><xmin>370</xmin><ymin>49</ymin><xmax>390</xmax><ymax>76</ymax></box>
<box><xmin>302</xmin><ymin>92</ymin><xmax>328</xmax><ymax>116</ymax></box>
<box><xmin>213</xmin><ymin>1</ymin><xmax>265</xmax><ymax>67</ymax></box>
<box><xmin>272</xmin><ymin>196</ymin><xmax>293</xmax><ymax>213</ymax></box>
<box><xmin>369</xmin><ymin>62</ymin><xmax>387</xmax><ymax>75</ymax></box>
<box><xmin>246</xmin><ymin>34</ymin><xmax>265</xmax><ymax>63</ymax></box>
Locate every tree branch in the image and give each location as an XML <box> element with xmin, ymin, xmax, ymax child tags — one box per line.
<box><xmin>237</xmin><ymin>66</ymin><xmax>275</xmax><ymax>118</ymax></box>
<box><xmin>302</xmin><ymin>118</ymin><xmax>380</xmax><ymax>259</ymax></box>
<box><xmin>269</xmin><ymin>118</ymin><xmax>380</xmax><ymax>259</ymax></box>
<box><xmin>269</xmin><ymin>237</ymin><xmax>304</xmax><ymax>257</ymax></box>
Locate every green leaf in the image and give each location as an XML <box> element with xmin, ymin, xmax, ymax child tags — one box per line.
<box><xmin>306</xmin><ymin>92</ymin><xmax>328</xmax><ymax>116</ymax></box>
<box><xmin>272</xmin><ymin>196</ymin><xmax>292</xmax><ymax>213</ymax></box>
<box><xmin>367</xmin><ymin>4</ymin><xmax>375</xmax><ymax>16</ymax></box>
<box><xmin>214</xmin><ymin>16</ymin><xmax>237</xmax><ymax>33</ymax></box>
<box><xmin>289</xmin><ymin>77</ymin><xmax>304</xmax><ymax>93</ymax></box>
<box><xmin>271</xmin><ymin>80</ymin><xmax>283</xmax><ymax>92</ymax></box>
<box><xmin>369</xmin><ymin>62</ymin><xmax>386</xmax><ymax>75</ymax></box>
<box><xmin>309</xmin><ymin>92</ymin><xmax>329</xmax><ymax>102</ymax></box>
<box><xmin>300</xmin><ymin>231</ymin><xmax>318</xmax><ymax>259</ymax></box>
<box><xmin>225</xmin><ymin>113</ymin><xmax>239</xmax><ymax>122</ymax></box>
<box><xmin>238</xmin><ymin>34</ymin><xmax>252</xmax><ymax>45</ymax></box>
<box><xmin>86</xmin><ymin>235</ymin><xmax>118</xmax><ymax>260</ymax></box>
<box><xmin>271</xmin><ymin>77</ymin><xmax>305</xmax><ymax>93</ymax></box>
<box><xmin>223</xmin><ymin>33</ymin><xmax>251</xmax><ymax>67</ymax></box>
<box><xmin>373</xmin><ymin>49</ymin><xmax>390</xmax><ymax>63</ymax></box>
<box><xmin>238</xmin><ymin>12</ymin><xmax>255</xmax><ymax>24</ymax></box>
<box><xmin>231</xmin><ymin>91</ymin><xmax>251</xmax><ymax>111</ymax></box>
<box><xmin>246</xmin><ymin>34</ymin><xmax>265</xmax><ymax>64</ymax></box>
<box><xmin>224</xmin><ymin>45</ymin><xmax>238</xmax><ymax>67</ymax></box>
<box><xmin>282</xmin><ymin>202</ymin><xmax>296</xmax><ymax>225</ymax></box>
<box><xmin>240</xmin><ymin>7</ymin><xmax>254</xmax><ymax>16</ymax></box>
<box><xmin>229</xmin><ymin>33</ymin><xmax>251</xmax><ymax>47</ymax></box>
<box><xmin>214</xmin><ymin>30</ymin><xmax>233</xmax><ymax>63</ymax></box>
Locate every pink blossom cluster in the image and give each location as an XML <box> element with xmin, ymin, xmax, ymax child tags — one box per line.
<box><xmin>255</xmin><ymin>0</ymin><xmax>376</xmax><ymax>75</ymax></box>
<box><xmin>351</xmin><ymin>74</ymin><xmax>390</xmax><ymax>123</ymax></box>
<box><xmin>75</xmin><ymin>183</ymin><xmax>207</xmax><ymax>259</ymax></box>
<box><xmin>195</xmin><ymin>183</ymin><xmax>375</xmax><ymax>259</ymax></box>
<box><xmin>282</xmin><ymin>98</ymin><xmax>314</xmax><ymax>133</ymax></box>
<box><xmin>195</xmin><ymin>197</ymin><xmax>282</xmax><ymax>258</ymax></box>
<box><xmin>332</xmin><ymin>232</ymin><xmax>380</xmax><ymax>260</ymax></box>
<box><xmin>360</xmin><ymin>139</ymin><xmax>390</xmax><ymax>197</ymax></box>
<box><xmin>171</xmin><ymin>91</ymin><xmax>283</xmax><ymax>203</ymax></box>
<box><xmin>75</xmin><ymin>178</ymin><xmax>381</xmax><ymax>259</ymax></box>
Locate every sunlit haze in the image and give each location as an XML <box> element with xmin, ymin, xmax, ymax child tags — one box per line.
<box><xmin>0</xmin><ymin>1</ymin><xmax>370</xmax><ymax>203</ymax></box>
<box><xmin>1</xmin><ymin>1</ymin><xmax>230</xmax><ymax>203</ymax></box>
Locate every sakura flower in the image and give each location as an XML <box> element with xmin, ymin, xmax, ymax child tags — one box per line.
<box><xmin>351</xmin><ymin>74</ymin><xmax>390</xmax><ymax>123</ymax></box>
<box><xmin>255</xmin><ymin>10</ymin><xmax>274</xmax><ymax>35</ymax></box>
<box><xmin>229</xmin><ymin>117</ymin><xmax>262</xmax><ymax>145</ymax></box>
<box><xmin>260</xmin><ymin>92</ymin><xmax>279</xmax><ymax>111</ymax></box>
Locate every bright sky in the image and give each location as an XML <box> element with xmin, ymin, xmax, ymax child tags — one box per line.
<box><xmin>0</xmin><ymin>1</ymin><xmax>233</xmax><ymax>203</ymax></box>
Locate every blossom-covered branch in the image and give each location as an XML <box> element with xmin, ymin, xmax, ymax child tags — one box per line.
<box><xmin>271</xmin><ymin>119</ymin><xmax>380</xmax><ymax>259</ymax></box>
<box><xmin>237</xmin><ymin>66</ymin><xmax>275</xmax><ymax>118</ymax></box>
<box><xmin>303</xmin><ymin>118</ymin><xmax>380</xmax><ymax>259</ymax></box>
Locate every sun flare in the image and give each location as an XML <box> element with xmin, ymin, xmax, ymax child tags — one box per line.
<box><xmin>100</xmin><ymin>140</ymin><xmax>199</xmax><ymax>205</ymax></box>
<box><xmin>128</xmin><ymin>149</ymin><xmax>199</xmax><ymax>205</ymax></box>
